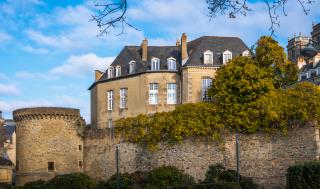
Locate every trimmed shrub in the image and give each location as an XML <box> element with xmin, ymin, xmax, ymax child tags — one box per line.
<box><xmin>203</xmin><ymin>164</ymin><xmax>259</xmax><ymax>189</ymax></box>
<box><xmin>104</xmin><ymin>173</ymin><xmax>134</xmax><ymax>189</ymax></box>
<box><xmin>46</xmin><ymin>173</ymin><xmax>95</xmax><ymax>189</ymax></box>
<box><xmin>23</xmin><ymin>180</ymin><xmax>47</xmax><ymax>189</ymax></box>
<box><xmin>286</xmin><ymin>160</ymin><xmax>320</xmax><ymax>189</ymax></box>
<box><xmin>147</xmin><ymin>166</ymin><xmax>195</xmax><ymax>188</ymax></box>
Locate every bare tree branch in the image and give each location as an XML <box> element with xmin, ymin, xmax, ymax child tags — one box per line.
<box><xmin>206</xmin><ymin>0</ymin><xmax>314</xmax><ymax>36</ymax></box>
<box><xmin>91</xmin><ymin>0</ymin><xmax>315</xmax><ymax>36</ymax></box>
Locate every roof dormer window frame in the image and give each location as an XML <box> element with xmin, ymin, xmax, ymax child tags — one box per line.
<box><xmin>167</xmin><ymin>57</ymin><xmax>177</xmax><ymax>70</ymax></box>
<box><xmin>129</xmin><ymin>61</ymin><xmax>136</xmax><ymax>74</ymax></box>
<box><xmin>108</xmin><ymin>66</ymin><xmax>114</xmax><ymax>79</ymax></box>
<box><xmin>203</xmin><ymin>50</ymin><xmax>213</xmax><ymax>65</ymax></box>
<box><xmin>242</xmin><ymin>50</ymin><xmax>250</xmax><ymax>57</ymax></box>
<box><xmin>151</xmin><ymin>57</ymin><xmax>160</xmax><ymax>71</ymax></box>
<box><xmin>223</xmin><ymin>50</ymin><xmax>232</xmax><ymax>65</ymax></box>
<box><xmin>115</xmin><ymin>65</ymin><xmax>121</xmax><ymax>77</ymax></box>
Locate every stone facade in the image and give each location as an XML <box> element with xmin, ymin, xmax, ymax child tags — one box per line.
<box><xmin>13</xmin><ymin>107</ymin><xmax>85</xmax><ymax>186</ymax></box>
<box><xmin>84</xmin><ymin>124</ymin><xmax>320</xmax><ymax>189</ymax></box>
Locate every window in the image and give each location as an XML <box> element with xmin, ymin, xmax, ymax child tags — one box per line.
<box><xmin>149</xmin><ymin>83</ymin><xmax>159</xmax><ymax>105</ymax></box>
<box><xmin>78</xmin><ymin>160</ymin><xmax>83</xmax><ymax>168</ymax></box>
<box><xmin>167</xmin><ymin>83</ymin><xmax>177</xmax><ymax>104</ymax></box>
<box><xmin>108</xmin><ymin>67</ymin><xmax>114</xmax><ymax>78</ymax></box>
<box><xmin>242</xmin><ymin>50</ymin><xmax>250</xmax><ymax>57</ymax></box>
<box><xmin>78</xmin><ymin>145</ymin><xmax>82</xmax><ymax>151</ymax></box>
<box><xmin>204</xmin><ymin>51</ymin><xmax>213</xmax><ymax>64</ymax></box>
<box><xmin>108</xmin><ymin>119</ymin><xmax>113</xmax><ymax>128</ymax></box>
<box><xmin>167</xmin><ymin>58</ymin><xmax>176</xmax><ymax>70</ymax></box>
<box><xmin>120</xmin><ymin>88</ymin><xmax>127</xmax><ymax>109</ymax></box>
<box><xmin>151</xmin><ymin>58</ymin><xmax>160</xmax><ymax>71</ymax></box>
<box><xmin>202</xmin><ymin>78</ymin><xmax>212</xmax><ymax>101</ymax></box>
<box><xmin>129</xmin><ymin>61</ymin><xmax>136</xmax><ymax>74</ymax></box>
<box><xmin>116</xmin><ymin>66</ymin><xmax>121</xmax><ymax>77</ymax></box>
<box><xmin>48</xmin><ymin>162</ymin><xmax>55</xmax><ymax>171</ymax></box>
<box><xmin>223</xmin><ymin>50</ymin><xmax>232</xmax><ymax>64</ymax></box>
<box><xmin>107</xmin><ymin>90</ymin><xmax>114</xmax><ymax>111</ymax></box>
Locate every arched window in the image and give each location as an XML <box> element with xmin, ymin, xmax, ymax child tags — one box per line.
<box><xmin>203</xmin><ymin>50</ymin><xmax>213</xmax><ymax>64</ymax></box>
<box><xmin>151</xmin><ymin>58</ymin><xmax>160</xmax><ymax>71</ymax></box>
<box><xmin>242</xmin><ymin>50</ymin><xmax>250</xmax><ymax>57</ymax></box>
<box><xmin>129</xmin><ymin>61</ymin><xmax>136</xmax><ymax>74</ymax></box>
<box><xmin>167</xmin><ymin>57</ymin><xmax>176</xmax><ymax>70</ymax></box>
<box><xmin>115</xmin><ymin>66</ymin><xmax>121</xmax><ymax>77</ymax></box>
<box><xmin>223</xmin><ymin>50</ymin><xmax>232</xmax><ymax>64</ymax></box>
<box><xmin>108</xmin><ymin>66</ymin><xmax>114</xmax><ymax>78</ymax></box>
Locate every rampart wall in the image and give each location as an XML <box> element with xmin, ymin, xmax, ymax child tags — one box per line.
<box><xmin>84</xmin><ymin>124</ymin><xmax>320</xmax><ymax>189</ymax></box>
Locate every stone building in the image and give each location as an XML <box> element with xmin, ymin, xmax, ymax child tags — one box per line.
<box><xmin>89</xmin><ymin>33</ymin><xmax>249</xmax><ymax>129</ymax></box>
<box><xmin>13</xmin><ymin>107</ymin><xmax>85</xmax><ymax>186</ymax></box>
<box><xmin>287</xmin><ymin>23</ymin><xmax>320</xmax><ymax>82</ymax></box>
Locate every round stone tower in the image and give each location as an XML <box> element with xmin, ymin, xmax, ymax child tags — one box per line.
<box><xmin>13</xmin><ymin>107</ymin><xmax>85</xmax><ymax>186</ymax></box>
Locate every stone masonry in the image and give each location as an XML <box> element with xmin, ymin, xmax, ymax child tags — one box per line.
<box><xmin>84</xmin><ymin>124</ymin><xmax>320</xmax><ymax>189</ymax></box>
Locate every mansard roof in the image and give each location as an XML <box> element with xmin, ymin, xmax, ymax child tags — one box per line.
<box><xmin>91</xmin><ymin>36</ymin><xmax>248</xmax><ymax>89</ymax></box>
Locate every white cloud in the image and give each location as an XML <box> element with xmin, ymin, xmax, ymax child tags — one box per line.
<box><xmin>0</xmin><ymin>31</ymin><xmax>12</xmax><ymax>42</ymax></box>
<box><xmin>0</xmin><ymin>99</ymin><xmax>53</xmax><ymax>112</ymax></box>
<box><xmin>22</xmin><ymin>45</ymin><xmax>49</xmax><ymax>54</ymax></box>
<box><xmin>50</xmin><ymin>53</ymin><xmax>114</xmax><ymax>77</ymax></box>
<box><xmin>15</xmin><ymin>71</ymin><xmax>58</xmax><ymax>80</ymax></box>
<box><xmin>0</xmin><ymin>84</ymin><xmax>20</xmax><ymax>96</ymax></box>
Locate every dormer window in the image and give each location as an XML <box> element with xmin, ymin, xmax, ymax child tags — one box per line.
<box><xmin>242</xmin><ymin>50</ymin><xmax>250</xmax><ymax>57</ymax></box>
<box><xmin>151</xmin><ymin>58</ymin><xmax>160</xmax><ymax>71</ymax></box>
<box><xmin>167</xmin><ymin>58</ymin><xmax>176</xmax><ymax>70</ymax></box>
<box><xmin>203</xmin><ymin>51</ymin><xmax>213</xmax><ymax>64</ymax></box>
<box><xmin>223</xmin><ymin>50</ymin><xmax>232</xmax><ymax>64</ymax></box>
<box><xmin>108</xmin><ymin>67</ymin><xmax>114</xmax><ymax>78</ymax></box>
<box><xmin>115</xmin><ymin>66</ymin><xmax>121</xmax><ymax>77</ymax></box>
<box><xmin>129</xmin><ymin>61</ymin><xmax>136</xmax><ymax>74</ymax></box>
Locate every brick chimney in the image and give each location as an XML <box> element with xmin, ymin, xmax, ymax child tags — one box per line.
<box><xmin>95</xmin><ymin>70</ymin><xmax>103</xmax><ymax>81</ymax></box>
<box><xmin>181</xmin><ymin>33</ymin><xmax>188</xmax><ymax>65</ymax></box>
<box><xmin>141</xmin><ymin>38</ymin><xmax>148</xmax><ymax>62</ymax></box>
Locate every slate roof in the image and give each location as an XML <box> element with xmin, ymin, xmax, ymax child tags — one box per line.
<box><xmin>91</xmin><ymin>36</ymin><xmax>248</xmax><ymax>89</ymax></box>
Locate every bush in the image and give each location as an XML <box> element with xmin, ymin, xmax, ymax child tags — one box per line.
<box><xmin>104</xmin><ymin>173</ymin><xmax>134</xmax><ymax>189</ymax></box>
<box><xmin>46</xmin><ymin>173</ymin><xmax>95</xmax><ymax>189</ymax></box>
<box><xmin>23</xmin><ymin>180</ymin><xmax>47</xmax><ymax>189</ymax></box>
<box><xmin>203</xmin><ymin>164</ymin><xmax>259</xmax><ymax>189</ymax></box>
<box><xmin>286</xmin><ymin>160</ymin><xmax>320</xmax><ymax>189</ymax></box>
<box><xmin>147</xmin><ymin>166</ymin><xmax>195</xmax><ymax>188</ymax></box>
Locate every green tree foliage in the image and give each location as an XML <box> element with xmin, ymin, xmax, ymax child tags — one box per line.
<box><xmin>116</xmin><ymin>102</ymin><xmax>223</xmax><ymax>150</ymax></box>
<box><xmin>103</xmin><ymin>173</ymin><xmax>134</xmax><ymax>189</ymax></box>
<box><xmin>46</xmin><ymin>173</ymin><xmax>96</xmax><ymax>189</ymax></box>
<box><xmin>255</xmin><ymin>36</ymin><xmax>298</xmax><ymax>88</ymax></box>
<box><xmin>286</xmin><ymin>161</ymin><xmax>320</xmax><ymax>189</ymax></box>
<box><xmin>147</xmin><ymin>166</ymin><xmax>195</xmax><ymax>188</ymax></box>
<box><xmin>23</xmin><ymin>180</ymin><xmax>47</xmax><ymax>189</ymax></box>
<box><xmin>203</xmin><ymin>164</ymin><xmax>259</xmax><ymax>189</ymax></box>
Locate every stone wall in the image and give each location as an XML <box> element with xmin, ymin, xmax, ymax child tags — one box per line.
<box><xmin>84</xmin><ymin>124</ymin><xmax>320</xmax><ymax>189</ymax></box>
<box><xmin>13</xmin><ymin>107</ymin><xmax>85</xmax><ymax>186</ymax></box>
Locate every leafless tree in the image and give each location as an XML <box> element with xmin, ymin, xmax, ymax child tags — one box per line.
<box><xmin>91</xmin><ymin>0</ymin><xmax>315</xmax><ymax>36</ymax></box>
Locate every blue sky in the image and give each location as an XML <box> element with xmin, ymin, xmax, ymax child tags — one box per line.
<box><xmin>0</xmin><ymin>0</ymin><xmax>319</xmax><ymax>122</ymax></box>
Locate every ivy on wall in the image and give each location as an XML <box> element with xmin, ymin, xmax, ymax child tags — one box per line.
<box><xmin>115</xmin><ymin>36</ymin><xmax>320</xmax><ymax>150</ymax></box>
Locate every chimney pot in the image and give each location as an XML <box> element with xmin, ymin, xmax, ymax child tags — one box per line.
<box><xmin>142</xmin><ymin>38</ymin><xmax>148</xmax><ymax>62</ymax></box>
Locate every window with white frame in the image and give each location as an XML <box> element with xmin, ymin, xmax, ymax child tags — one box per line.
<box><xmin>167</xmin><ymin>83</ymin><xmax>177</xmax><ymax>104</ymax></box>
<box><xmin>242</xmin><ymin>50</ymin><xmax>250</xmax><ymax>57</ymax></box>
<box><xmin>223</xmin><ymin>50</ymin><xmax>232</xmax><ymax>64</ymax></box>
<box><xmin>202</xmin><ymin>78</ymin><xmax>212</xmax><ymax>101</ymax></box>
<box><xmin>120</xmin><ymin>88</ymin><xmax>127</xmax><ymax>109</ymax></box>
<box><xmin>151</xmin><ymin>58</ymin><xmax>160</xmax><ymax>71</ymax></box>
<box><xmin>108</xmin><ymin>67</ymin><xmax>114</xmax><ymax>78</ymax></box>
<box><xmin>167</xmin><ymin>58</ymin><xmax>176</xmax><ymax>70</ymax></box>
<box><xmin>129</xmin><ymin>61</ymin><xmax>136</xmax><ymax>74</ymax></box>
<box><xmin>149</xmin><ymin>83</ymin><xmax>158</xmax><ymax>105</ymax></box>
<box><xmin>115</xmin><ymin>66</ymin><xmax>121</xmax><ymax>77</ymax></box>
<box><xmin>108</xmin><ymin>119</ymin><xmax>113</xmax><ymax>128</ymax></box>
<box><xmin>107</xmin><ymin>90</ymin><xmax>114</xmax><ymax>111</ymax></box>
<box><xmin>204</xmin><ymin>51</ymin><xmax>213</xmax><ymax>64</ymax></box>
